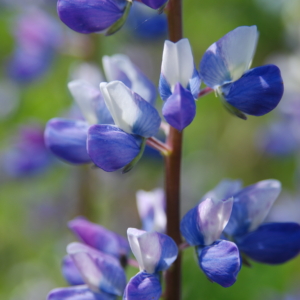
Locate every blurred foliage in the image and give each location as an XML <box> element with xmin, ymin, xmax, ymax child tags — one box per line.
<box><xmin>0</xmin><ymin>0</ymin><xmax>299</xmax><ymax>299</ymax></box>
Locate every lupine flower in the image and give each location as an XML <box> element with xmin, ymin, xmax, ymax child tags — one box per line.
<box><xmin>45</xmin><ymin>54</ymin><xmax>158</xmax><ymax>172</ymax></box>
<box><xmin>2</xmin><ymin>124</ymin><xmax>53</xmax><ymax>177</ymax></box>
<box><xmin>199</xmin><ymin>26</ymin><xmax>284</xmax><ymax>119</ymax></box>
<box><xmin>87</xmin><ymin>80</ymin><xmax>161</xmax><ymax>172</ymax></box>
<box><xmin>48</xmin><ymin>242</ymin><xmax>127</xmax><ymax>300</ymax></box>
<box><xmin>68</xmin><ymin>217</ymin><xmax>130</xmax><ymax>260</ymax></box>
<box><xmin>126</xmin><ymin>2</ymin><xmax>167</xmax><ymax>40</ymax></box>
<box><xmin>180</xmin><ymin>195</ymin><xmax>241</xmax><ymax>287</ymax></box>
<box><xmin>223</xmin><ymin>179</ymin><xmax>300</xmax><ymax>264</ymax></box>
<box><xmin>7</xmin><ymin>8</ymin><xmax>61</xmax><ymax>83</ymax></box>
<box><xmin>159</xmin><ymin>38</ymin><xmax>200</xmax><ymax>131</ymax></box>
<box><xmin>124</xmin><ymin>228</ymin><xmax>178</xmax><ymax>300</ymax></box>
<box><xmin>136</xmin><ymin>188</ymin><xmax>166</xmax><ymax>232</ymax></box>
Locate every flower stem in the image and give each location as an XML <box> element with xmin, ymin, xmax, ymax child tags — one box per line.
<box><xmin>164</xmin><ymin>0</ymin><xmax>183</xmax><ymax>298</ymax></box>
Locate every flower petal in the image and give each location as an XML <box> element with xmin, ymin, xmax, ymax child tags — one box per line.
<box><xmin>162</xmin><ymin>83</ymin><xmax>196</xmax><ymax>131</ymax></box>
<box><xmin>68</xmin><ymin>217</ymin><xmax>130</xmax><ymax>259</ymax></box>
<box><xmin>100</xmin><ymin>81</ymin><xmax>161</xmax><ymax>137</ymax></box>
<box><xmin>200</xmin><ymin>26</ymin><xmax>258</xmax><ymax>88</ymax></box>
<box><xmin>57</xmin><ymin>0</ymin><xmax>126</xmax><ymax>34</ymax></box>
<box><xmin>44</xmin><ymin>118</ymin><xmax>91</xmax><ymax>164</ymax></box>
<box><xmin>87</xmin><ymin>124</ymin><xmax>142</xmax><ymax>172</ymax></box>
<box><xmin>237</xmin><ymin>222</ymin><xmax>300</xmax><ymax>264</ymax></box>
<box><xmin>180</xmin><ymin>197</ymin><xmax>233</xmax><ymax>246</ymax></box>
<box><xmin>127</xmin><ymin>228</ymin><xmax>178</xmax><ymax>273</ymax></box>
<box><xmin>102</xmin><ymin>54</ymin><xmax>157</xmax><ymax>106</ymax></box>
<box><xmin>67</xmin><ymin>243</ymin><xmax>126</xmax><ymax>296</ymax></box>
<box><xmin>222</xmin><ymin>65</ymin><xmax>284</xmax><ymax>116</ymax></box>
<box><xmin>161</xmin><ymin>39</ymin><xmax>194</xmax><ymax>91</ymax></box>
<box><xmin>140</xmin><ymin>0</ymin><xmax>168</xmax><ymax>9</ymax></box>
<box><xmin>68</xmin><ymin>80</ymin><xmax>113</xmax><ymax>125</ymax></box>
<box><xmin>188</xmin><ymin>67</ymin><xmax>201</xmax><ymax>99</ymax></box>
<box><xmin>198</xmin><ymin>240</ymin><xmax>240</xmax><ymax>287</ymax></box>
<box><xmin>158</xmin><ymin>74</ymin><xmax>172</xmax><ymax>101</ymax></box>
<box><xmin>202</xmin><ymin>179</ymin><xmax>243</xmax><ymax>202</ymax></box>
<box><xmin>225</xmin><ymin>179</ymin><xmax>281</xmax><ymax>236</ymax></box>
<box><xmin>47</xmin><ymin>285</ymin><xmax>116</xmax><ymax>300</ymax></box>
<box><xmin>62</xmin><ymin>255</ymin><xmax>85</xmax><ymax>285</ymax></box>
<box><xmin>123</xmin><ymin>272</ymin><xmax>161</xmax><ymax>300</ymax></box>
<box><xmin>136</xmin><ymin>188</ymin><xmax>166</xmax><ymax>233</ymax></box>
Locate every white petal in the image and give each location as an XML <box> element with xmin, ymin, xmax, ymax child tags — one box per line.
<box><xmin>220</xmin><ymin>26</ymin><xmax>258</xmax><ymax>81</ymax></box>
<box><xmin>100</xmin><ymin>81</ymin><xmax>138</xmax><ymax>134</ymax></box>
<box><xmin>198</xmin><ymin>197</ymin><xmax>233</xmax><ymax>245</ymax></box>
<box><xmin>127</xmin><ymin>228</ymin><xmax>146</xmax><ymax>271</ymax></box>
<box><xmin>68</xmin><ymin>80</ymin><xmax>100</xmax><ymax>125</ymax></box>
<box><xmin>161</xmin><ymin>38</ymin><xmax>194</xmax><ymax>91</ymax></box>
<box><xmin>103</xmin><ymin>54</ymin><xmax>155</xmax><ymax>104</ymax></box>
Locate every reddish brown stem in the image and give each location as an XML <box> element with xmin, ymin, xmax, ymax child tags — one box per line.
<box><xmin>146</xmin><ymin>137</ymin><xmax>172</xmax><ymax>154</ymax></box>
<box><xmin>163</xmin><ymin>0</ymin><xmax>183</xmax><ymax>299</ymax></box>
<box><xmin>198</xmin><ymin>87</ymin><xmax>214</xmax><ymax>98</ymax></box>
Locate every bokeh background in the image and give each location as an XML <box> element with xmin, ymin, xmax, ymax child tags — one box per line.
<box><xmin>1</xmin><ymin>0</ymin><xmax>300</xmax><ymax>299</ymax></box>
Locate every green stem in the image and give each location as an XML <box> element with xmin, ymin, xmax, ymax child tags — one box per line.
<box><xmin>164</xmin><ymin>0</ymin><xmax>183</xmax><ymax>299</ymax></box>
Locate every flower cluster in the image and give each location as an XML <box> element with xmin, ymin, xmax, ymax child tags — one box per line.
<box><xmin>181</xmin><ymin>179</ymin><xmax>300</xmax><ymax>287</ymax></box>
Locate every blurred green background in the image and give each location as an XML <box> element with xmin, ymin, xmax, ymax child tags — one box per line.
<box><xmin>1</xmin><ymin>0</ymin><xmax>300</xmax><ymax>299</ymax></box>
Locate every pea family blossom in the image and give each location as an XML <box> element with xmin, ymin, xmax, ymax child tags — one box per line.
<box><xmin>200</xmin><ymin>26</ymin><xmax>284</xmax><ymax>119</ymax></box>
<box><xmin>159</xmin><ymin>38</ymin><xmax>200</xmax><ymax>131</ymax></box>
<box><xmin>180</xmin><ymin>196</ymin><xmax>241</xmax><ymax>287</ymax></box>
<box><xmin>45</xmin><ymin>54</ymin><xmax>159</xmax><ymax>171</ymax></box>
<box><xmin>124</xmin><ymin>228</ymin><xmax>178</xmax><ymax>300</ymax></box>
<box><xmin>57</xmin><ymin>0</ymin><xmax>168</xmax><ymax>35</ymax></box>
<box><xmin>48</xmin><ymin>242</ymin><xmax>127</xmax><ymax>300</ymax></box>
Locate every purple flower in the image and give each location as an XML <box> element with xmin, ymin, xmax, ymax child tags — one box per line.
<box><xmin>124</xmin><ymin>228</ymin><xmax>178</xmax><ymax>300</ymax></box>
<box><xmin>180</xmin><ymin>195</ymin><xmax>240</xmax><ymax>287</ymax></box>
<box><xmin>7</xmin><ymin>8</ymin><xmax>61</xmax><ymax>83</ymax></box>
<box><xmin>2</xmin><ymin>124</ymin><xmax>53</xmax><ymax>177</ymax></box>
<box><xmin>199</xmin><ymin>26</ymin><xmax>284</xmax><ymax>119</ymax></box>
<box><xmin>57</xmin><ymin>0</ymin><xmax>131</xmax><ymax>35</ymax></box>
<box><xmin>159</xmin><ymin>38</ymin><xmax>200</xmax><ymax>130</ymax></box>
<box><xmin>136</xmin><ymin>188</ymin><xmax>166</xmax><ymax>232</ymax></box>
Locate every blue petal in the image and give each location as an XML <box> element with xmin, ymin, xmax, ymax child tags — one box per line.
<box><xmin>159</xmin><ymin>74</ymin><xmax>172</xmax><ymax>101</ymax></box>
<box><xmin>47</xmin><ymin>285</ymin><xmax>116</xmax><ymax>300</ymax></box>
<box><xmin>222</xmin><ymin>65</ymin><xmax>284</xmax><ymax>116</ymax></box>
<box><xmin>140</xmin><ymin>0</ymin><xmax>168</xmax><ymax>9</ymax></box>
<box><xmin>62</xmin><ymin>255</ymin><xmax>85</xmax><ymax>285</ymax></box>
<box><xmin>162</xmin><ymin>83</ymin><xmax>196</xmax><ymax>131</ymax></box>
<box><xmin>123</xmin><ymin>272</ymin><xmax>161</xmax><ymax>300</ymax></box>
<box><xmin>201</xmin><ymin>179</ymin><xmax>243</xmax><ymax>202</ymax></box>
<box><xmin>199</xmin><ymin>240</ymin><xmax>241</xmax><ymax>287</ymax></box>
<box><xmin>225</xmin><ymin>179</ymin><xmax>281</xmax><ymax>236</ymax></box>
<box><xmin>57</xmin><ymin>0</ymin><xmax>126</xmax><ymax>34</ymax></box>
<box><xmin>87</xmin><ymin>125</ymin><xmax>142</xmax><ymax>172</ymax></box>
<box><xmin>44</xmin><ymin>118</ymin><xmax>91</xmax><ymax>164</ymax></box>
<box><xmin>69</xmin><ymin>217</ymin><xmax>130</xmax><ymax>259</ymax></box>
<box><xmin>187</xmin><ymin>67</ymin><xmax>201</xmax><ymax>99</ymax></box>
<box><xmin>180</xmin><ymin>206</ymin><xmax>205</xmax><ymax>246</ymax></box>
<box><xmin>132</xmin><ymin>93</ymin><xmax>161</xmax><ymax>138</ymax></box>
<box><xmin>237</xmin><ymin>222</ymin><xmax>300</xmax><ymax>264</ymax></box>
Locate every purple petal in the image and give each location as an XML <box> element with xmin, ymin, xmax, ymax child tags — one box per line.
<box><xmin>225</xmin><ymin>179</ymin><xmax>281</xmax><ymax>236</ymax></box>
<box><xmin>222</xmin><ymin>65</ymin><xmax>284</xmax><ymax>116</ymax></box>
<box><xmin>140</xmin><ymin>0</ymin><xmax>168</xmax><ymax>9</ymax></box>
<box><xmin>162</xmin><ymin>83</ymin><xmax>196</xmax><ymax>131</ymax></box>
<box><xmin>123</xmin><ymin>272</ymin><xmax>161</xmax><ymax>300</ymax></box>
<box><xmin>57</xmin><ymin>0</ymin><xmax>126</xmax><ymax>34</ymax></box>
<box><xmin>87</xmin><ymin>124</ymin><xmax>142</xmax><ymax>172</ymax></box>
<box><xmin>127</xmin><ymin>228</ymin><xmax>178</xmax><ymax>273</ymax></box>
<box><xmin>62</xmin><ymin>255</ymin><xmax>85</xmax><ymax>286</ymax></box>
<box><xmin>202</xmin><ymin>179</ymin><xmax>243</xmax><ymax>202</ymax></box>
<box><xmin>47</xmin><ymin>285</ymin><xmax>116</xmax><ymax>300</ymax></box>
<box><xmin>69</xmin><ymin>217</ymin><xmax>130</xmax><ymax>259</ymax></box>
<box><xmin>188</xmin><ymin>67</ymin><xmax>201</xmax><ymax>99</ymax></box>
<box><xmin>67</xmin><ymin>243</ymin><xmax>126</xmax><ymax>296</ymax></box>
<box><xmin>237</xmin><ymin>222</ymin><xmax>300</xmax><ymax>264</ymax></box>
<box><xmin>158</xmin><ymin>74</ymin><xmax>172</xmax><ymax>101</ymax></box>
<box><xmin>44</xmin><ymin>118</ymin><xmax>91</xmax><ymax>164</ymax></box>
<box><xmin>199</xmin><ymin>240</ymin><xmax>241</xmax><ymax>287</ymax></box>
<box><xmin>180</xmin><ymin>197</ymin><xmax>233</xmax><ymax>246</ymax></box>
